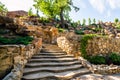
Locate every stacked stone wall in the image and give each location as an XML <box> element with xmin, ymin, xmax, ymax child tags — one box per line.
<box><xmin>0</xmin><ymin>38</ymin><xmax>42</xmax><ymax>80</ymax></box>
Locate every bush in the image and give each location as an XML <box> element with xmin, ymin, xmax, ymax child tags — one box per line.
<box><xmin>108</xmin><ymin>53</ymin><xmax>120</xmax><ymax>65</ymax></box>
<box><xmin>0</xmin><ymin>36</ymin><xmax>34</xmax><ymax>45</ymax></box>
<box><xmin>39</xmin><ymin>17</ymin><xmax>50</xmax><ymax>23</ymax></box>
<box><xmin>88</xmin><ymin>55</ymin><xmax>106</xmax><ymax>64</ymax></box>
<box><xmin>75</xmin><ymin>30</ymin><xmax>84</xmax><ymax>35</ymax></box>
<box><xmin>58</xmin><ymin>28</ymin><xmax>65</xmax><ymax>32</ymax></box>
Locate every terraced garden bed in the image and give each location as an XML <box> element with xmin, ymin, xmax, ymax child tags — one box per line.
<box><xmin>57</xmin><ymin>34</ymin><xmax>120</xmax><ymax>74</ymax></box>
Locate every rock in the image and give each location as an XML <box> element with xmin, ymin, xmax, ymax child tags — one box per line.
<box><xmin>0</xmin><ymin>15</ymin><xmax>14</xmax><ymax>24</ymax></box>
<box><xmin>7</xmin><ymin>10</ymin><xmax>28</xmax><ymax>18</ymax></box>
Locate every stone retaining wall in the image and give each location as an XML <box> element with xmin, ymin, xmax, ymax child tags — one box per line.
<box><xmin>57</xmin><ymin>37</ymin><xmax>80</xmax><ymax>57</ymax></box>
<box><xmin>0</xmin><ymin>38</ymin><xmax>42</xmax><ymax>80</ymax></box>
<box><xmin>86</xmin><ymin>37</ymin><xmax>120</xmax><ymax>56</ymax></box>
<box><xmin>57</xmin><ymin>36</ymin><xmax>120</xmax><ymax>74</ymax></box>
<box><xmin>57</xmin><ymin>36</ymin><xmax>120</xmax><ymax>56</ymax></box>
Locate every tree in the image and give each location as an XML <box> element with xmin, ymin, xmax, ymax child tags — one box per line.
<box><xmin>82</xmin><ymin>18</ymin><xmax>86</xmax><ymax>26</ymax></box>
<box><xmin>114</xmin><ymin>18</ymin><xmax>119</xmax><ymax>24</ymax></box>
<box><xmin>88</xmin><ymin>18</ymin><xmax>91</xmax><ymax>25</ymax></box>
<box><xmin>0</xmin><ymin>2</ymin><xmax>8</xmax><ymax>16</ymax></box>
<box><xmin>93</xmin><ymin>18</ymin><xmax>96</xmax><ymax>24</ymax></box>
<box><xmin>33</xmin><ymin>0</ymin><xmax>79</xmax><ymax>28</ymax></box>
<box><xmin>77</xmin><ymin>20</ymin><xmax>81</xmax><ymax>26</ymax></box>
<box><xmin>28</xmin><ymin>8</ymin><xmax>34</xmax><ymax>16</ymax></box>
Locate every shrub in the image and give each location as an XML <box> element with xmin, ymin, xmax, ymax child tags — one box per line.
<box><xmin>88</xmin><ymin>55</ymin><xmax>106</xmax><ymax>64</ymax></box>
<box><xmin>58</xmin><ymin>28</ymin><xmax>65</xmax><ymax>32</ymax></box>
<box><xmin>75</xmin><ymin>30</ymin><xmax>84</xmax><ymax>35</ymax></box>
<box><xmin>0</xmin><ymin>36</ymin><xmax>34</xmax><ymax>45</ymax></box>
<box><xmin>109</xmin><ymin>52</ymin><xmax>120</xmax><ymax>65</ymax></box>
<box><xmin>39</xmin><ymin>17</ymin><xmax>50</xmax><ymax>23</ymax></box>
<box><xmin>0</xmin><ymin>29</ymin><xmax>9</xmax><ymax>35</ymax></box>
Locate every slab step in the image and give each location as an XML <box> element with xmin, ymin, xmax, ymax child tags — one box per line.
<box><xmin>41</xmin><ymin>49</ymin><xmax>65</xmax><ymax>53</ymax></box>
<box><xmin>24</xmin><ymin>64</ymin><xmax>83</xmax><ymax>74</ymax></box>
<box><xmin>36</xmin><ymin>52</ymin><xmax>66</xmax><ymax>56</ymax></box>
<box><xmin>22</xmin><ymin>68</ymin><xmax>90</xmax><ymax>80</ymax></box>
<box><xmin>28</xmin><ymin>58</ymin><xmax>78</xmax><ymax>63</ymax></box>
<box><xmin>32</xmin><ymin>55</ymin><xmax>74</xmax><ymax>59</ymax></box>
<box><xmin>25</xmin><ymin>61</ymin><xmax>81</xmax><ymax>67</ymax></box>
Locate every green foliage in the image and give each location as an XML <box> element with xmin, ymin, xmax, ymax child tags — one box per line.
<box><xmin>88</xmin><ymin>55</ymin><xmax>106</xmax><ymax>64</ymax></box>
<box><xmin>33</xmin><ymin>0</ymin><xmax>58</xmax><ymax>18</ymax></box>
<box><xmin>28</xmin><ymin>8</ymin><xmax>34</xmax><ymax>16</ymax></box>
<box><xmin>114</xmin><ymin>18</ymin><xmax>119</xmax><ymax>24</ymax></box>
<box><xmin>116</xmin><ymin>24</ymin><xmax>120</xmax><ymax>29</ymax></box>
<box><xmin>86</xmin><ymin>52</ymin><xmax>120</xmax><ymax>65</ymax></box>
<box><xmin>58</xmin><ymin>28</ymin><xmax>65</xmax><ymax>32</ymax></box>
<box><xmin>39</xmin><ymin>17</ymin><xmax>50</xmax><ymax>23</ymax></box>
<box><xmin>75</xmin><ymin>30</ymin><xmax>84</xmax><ymax>35</ymax></box>
<box><xmin>77</xmin><ymin>20</ymin><xmax>81</xmax><ymax>26</ymax></box>
<box><xmin>0</xmin><ymin>2</ymin><xmax>8</xmax><ymax>16</ymax></box>
<box><xmin>0</xmin><ymin>29</ymin><xmax>8</xmax><ymax>34</ymax></box>
<box><xmin>80</xmin><ymin>34</ymin><xmax>97</xmax><ymax>58</ymax></box>
<box><xmin>114</xmin><ymin>18</ymin><xmax>120</xmax><ymax>29</ymax></box>
<box><xmin>88</xmin><ymin>18</ymin><xmax>91</xmax><ymax>25</ymax></box>
<box><xmin>71</xmin><ymin>21</ymin><xmax>78</xmax><ymax>28</ymax></box>
<box><xmin>109</xmin><ymin>52</ymin><xmax>120</xmax><ymax>65</ymax></box>
<box><xmin>93</xmin><ymin>18</ymin><xmax>96</xmax><ymax>24</ymax></box>
<box><xmin>33</xmin><ymin>0</ymin><xmax>79</xmax><ymax>19</ymax></box>
<box><xmin>82</xmin><ymin>18</ymin><xmax>86</xmax><ymax>26</ymax></box>
<box><xmin>0</xmin><ymin>36</ymin><xmax>33</xmax><ymax>45</ymax></box>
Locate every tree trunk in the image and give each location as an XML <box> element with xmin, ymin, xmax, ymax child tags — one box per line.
<box><xmin>60</xmin><ymin>8</ymin><xmax>65</xmax><ymax>28</ymax></box>
<box><xmin>36</xmin><ymin>9</ymin><xmax>40</xmax><ymax>17</ymax></box>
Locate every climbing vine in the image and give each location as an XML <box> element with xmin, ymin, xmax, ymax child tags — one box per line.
<box><xmin>80</xmin><ymin>34</ymin><xmax>97</xmax><ymax>58</ymax></box>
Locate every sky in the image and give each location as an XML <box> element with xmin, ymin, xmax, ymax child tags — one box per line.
<box><xmin>0</xmin><ymin>0</ymin><xmax>120</xmax><ymax>23</ymax></box>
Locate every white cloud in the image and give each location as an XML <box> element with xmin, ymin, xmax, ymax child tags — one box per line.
<box><xmin>107</xmin><ymin>0</ymin><xmax>120</xmax><ymax>9</ymax></box>
<box><xmin>89</xmin><ymin>0</ymin><xmax>106</xmax><ymax>13</ymax></box>
<box><xmin>73</xmin><ymin>0</ymin><xmax>86</xmax><ymax>9</ymax></box>
<box><xmin>89</xmin><ymin>0</ymin><xmax>120</xmax><ymax>13</ymax></box>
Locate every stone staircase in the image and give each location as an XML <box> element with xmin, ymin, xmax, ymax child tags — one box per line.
<box><xmin>22</xmin><ymin>44</ymin><xmax>91</xmax><ymax>80</ymax></box>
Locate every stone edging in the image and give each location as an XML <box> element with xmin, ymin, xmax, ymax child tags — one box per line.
<box><xmin>78</xmin><ymin>57</ymin><xmax>120</xmax><ymax>74</ymax></box>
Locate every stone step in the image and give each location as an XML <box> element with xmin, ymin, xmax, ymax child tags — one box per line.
<box><xmin>36</xmin><ymin>52</ymin><xmax>66</xmax><ymax>56</ymax></box>
<box><xmin>41</xmin><ymin>49</ymin><xmax>65</xmax><ymax>53</ymax></box>
<box><xmin>25</xmin><ymin>61</ymin><xmax>81</xmax><ymax>67</ymax></box>
<box><xmin>28</xmin><ymin>58</ymin><xmax>78</xmax><ymax>63</ymax></box>
<box><xmin>22</xmin><ymin>68</ymin><xmax>91</xmax><ymax>80</ymax></box>
<box><xmin>22</xmin><ymin>44</ymin><xmax>91</xmax><ymax>80</ymax></box>
<box><xmin>23</xmin><ymin>64</ymin><xmax>83</xmax><ymax>75</ymax></box>
<box><xmin>32</xmin><ymin>55</ymin><xmax>74</xmax><ymax>59</ymax></box>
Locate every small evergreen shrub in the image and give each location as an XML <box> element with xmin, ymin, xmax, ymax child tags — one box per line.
<box><xmin>0</xmin><ymin>36</ymin><xmax>33</xmax><ymax>45</ymax></box>
<box><xmin>108</xmin><ymin>52</ymin><xmax>120</xmax><ymax>65</ymax></box>
<box><xmin>58</xmin><ymin>28</ymin><xmax>65</xmax><ymax>32</ymax></box>
<box><xmin>75</xmin><ymin>30</ymin><xmax>84</xmax><ymax>35</ymax></box>
<box><xmin>88</xmin><ymin>55</ymin><xmax>106</xmax><ymax>64</ymax></box>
